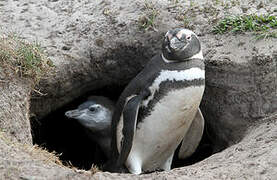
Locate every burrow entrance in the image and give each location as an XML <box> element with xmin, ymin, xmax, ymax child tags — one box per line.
<box><xmin>31</xmin><ymin>85</ymin><xmax>214</xmax><ymax>171</ymax></box>
<box><xmin>30</xmin><ymin>85</ymin><xmax>123</xmax><ymax>170</ymax></box>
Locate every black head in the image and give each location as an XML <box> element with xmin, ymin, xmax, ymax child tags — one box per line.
<box><xmin>162</xmin><ymin>28</ymin><xmax>202</xmax><ymax>61</ymax></box>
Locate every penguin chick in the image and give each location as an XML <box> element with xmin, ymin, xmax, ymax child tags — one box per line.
<box><xmin>65</xmin><ymin>96</ymin><xmax>115</xmax><ymax>158</ymax></box>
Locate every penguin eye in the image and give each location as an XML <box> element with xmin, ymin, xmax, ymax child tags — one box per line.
<box><xmin>88</xmin><ymin>105</ymin><xmax>98</xmax><ymax>112</ymax></box>
<box><xmin>88</xmin><ymin>107</ymin><xmax>96</xmax><ymax>112</ymax></box>
<box><xmin>186</xmin><ymin>35</ymin><xmax>191</xmax><ymax>40</ymax></box>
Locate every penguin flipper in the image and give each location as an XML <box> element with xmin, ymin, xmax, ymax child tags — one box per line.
<box><xmin>116</xmin><ymin>90</ymin><xmax>150</xmax><ymax>169</ymax></box>
<box><xmin>178</xmin><ymin>108</ymin><xmax>205</xmax><ymax>159</ymax></box>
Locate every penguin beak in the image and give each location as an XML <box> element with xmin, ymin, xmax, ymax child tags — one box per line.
<box><xmin>169</xmin><ymin>37</ymin><xmax>187</xmax><ymax>51</ymax></box>
<box><xmin>65</xmin><ymin>109</ymin><xmax>82</xmax><ymax>118</ymax></box>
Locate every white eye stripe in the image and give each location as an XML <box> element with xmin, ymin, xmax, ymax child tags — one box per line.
<box><xmin>179</xmin><ymin>29</ymin><xmax>195</xmax><ymax>36</ymax></box>
<box><xmin>166</xmin><ymin>29</ymin><xmax>196</xmax><ymax>41</ymax></box>
<box><xmin>176</xmin><ymin>31</ymin><xmax>184</xmax><ymax>40</ymax></box>
<box><xmin>165</xmin><ymin>34</ymin><xmax>173</xmax><ymax>41</ymax></box>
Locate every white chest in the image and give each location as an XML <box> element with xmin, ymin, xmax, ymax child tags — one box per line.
<box><xmin>133</xmin><ymin>85</ymin><xmax>204</xmax><ymax>169</ymax></box>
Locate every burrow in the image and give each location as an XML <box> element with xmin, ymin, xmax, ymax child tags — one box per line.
<box><xmin>29</xmin><ymin>43</ymin><xmax>276</xmax><ymax>171</ymax></box>
<box><xmin>30</xmin><ymin>86</ymin><xmax>214</xmax><ymax>170</ymax></box>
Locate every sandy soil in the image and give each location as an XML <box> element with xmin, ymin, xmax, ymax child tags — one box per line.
<box><xmin>0</xmin><ymin>0</ymin><xmax>276</xmax><ymax>179</ymax></box>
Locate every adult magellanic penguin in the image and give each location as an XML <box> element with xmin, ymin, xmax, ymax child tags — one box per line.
<box><xmin>108</xmin><ymin>28</ymin><xmax>205</xmax><ymax>174</ymax></box>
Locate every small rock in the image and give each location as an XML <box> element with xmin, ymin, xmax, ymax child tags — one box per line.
<box><xmin>228</xmin><ymin>6</ymin><xmax>242</xmax><ymax>15</ymax></box>
<box><xmin>257</xmin><ymin>2</ymin><xmax>264</xmax><ymax>9</ymax></box>
<box><xmin>95</xmin><ymin>39</ymin><xmax>104</xmax><ymax>47</ymax></box>
<box><xmin>256</xmin><ymin>8</ymin><xmax>267</xmax><ymax>16</ymax></box>
<box><xmin>194</xmin><ymin>15</ymin><xmax>208</xmax><ymax>25</ymax></box>
<box><xmin>246</xmin><ymin>7</ymin><xmax>257</xmax><ymax>15</ymax></box>
<box><xmin>241</xmin><ymin>5</ymin><xmax>249</xmax><ymax>13</ymax></box>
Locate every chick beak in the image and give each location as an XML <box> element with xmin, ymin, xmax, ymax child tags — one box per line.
<box><xmin>65</xmin><ymin>109</ymin><xmax>82</xmax><ymax>118</ymax></box>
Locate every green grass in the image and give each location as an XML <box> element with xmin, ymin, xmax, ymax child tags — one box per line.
<box><xmin>213</xmin><ymin>14</ymin><xmax>277</xmax><ymax>39</ymax></box>
<box><xmin>138</xmin><ymin>1</ymin><xmax>159</xmax><ymax>31</ymax></box>
<box><xmin>139</xmin><ymin>11</ymin><xmax>159</xmax><ymax>31</ymax></box>
<box><xmin>0</xmin><ymin>34</ymin><xmax>54</xmax><ymax>85</ymax></box>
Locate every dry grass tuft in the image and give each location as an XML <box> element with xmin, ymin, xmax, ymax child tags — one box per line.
<box><xmin>27</xmin><ymin>145</ymin><xmax>101</xmax><ymax>174</ymax></box>
<box><xmin>0</xmin><ymin>131</ymin><xmax>65</xmax><ymax>168</ymax></box>
<box><xmin>138</xmin><ymin>1</ymin><xmax>159</xmax><ymax>31</ymax></box>
<box><xmin>90</xmin><ymin>164</ymin><xmax>101</xmax><ymax>174</ymax></box>
<box><xmin>0</xmin><ymin>33</ymin><xmax>54</xmax><ymax>85</ymax></box>
<box><xmin>26</xmin><ymin>145</ymin><xmax>64</xmax><ymax>166</ymax></box>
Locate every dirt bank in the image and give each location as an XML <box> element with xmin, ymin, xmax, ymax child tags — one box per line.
<box><xmin>0</xmin><ymin>0</ymin><xmax>276</xmax><ymax>179</ymax></box>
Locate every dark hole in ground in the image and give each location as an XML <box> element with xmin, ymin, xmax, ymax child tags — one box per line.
<box><xmin>31</xmin><ymin>85</ymin><xmax>215</xmax><ymax>171</ymax></box>
<box><xmin>31</xmin><ymin>85</ymin><xmax>124</xmax><ymax>170</ymax></box>
<box><xmin>172</xmin><ymin>124</ymin><xmax>214</xmax><ymax>168</ymax></box>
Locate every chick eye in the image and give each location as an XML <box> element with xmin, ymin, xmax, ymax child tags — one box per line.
<box><xmin>88</xmin><ymin>106</ymin><xmax>97</xmax><ymax>112</ymax></box>
<box><xmin>186</xmin><ymin>35</ymin><xmax>191</xmax><ymax>40</ymax></box>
